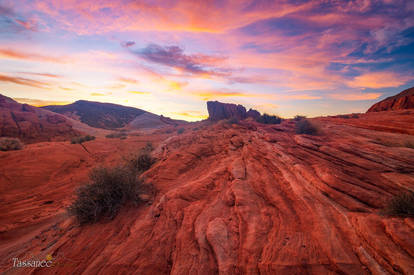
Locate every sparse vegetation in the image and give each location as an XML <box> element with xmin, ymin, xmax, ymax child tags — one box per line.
<box><xmin>106</xmin><ymin>132</ymin><xmax>127</xmax><ymax>139</ymax></box>
<box><xmin>177</xmin><ymin>128</ymin><xmax>185</xmax><ymax>134</ymax></box>
<box><xmin>382</xmin><ymin>191</ymin><xmax>414</xmax><ymax>217</ymax></box>
<box><xmin>0</xmin><ymin>137</ymin><xmax>23</xmax><ymax>151</ymax></box>
<box><xmin>68</xmin><ymin>166</ymin><xmax>142</xmax><ymax>224</ymax></box>
<box><xmin>293</xmin><ymin>115</ymin><xmax>306</xmax><ymax>121</ymax></box>
<box><xmin>295</xmin><ymin>119</ymin><xmax>319</xmax><ymax>135</ymax></box>
<box><xmin>69</xmin><ymin>142</ymin><xmax>156</xmax><ymax>224</ymax></box>
<box><xmin>256</xmin><ymin>114</ymin><xmax>282</xmax><ymax>124</ymax></box>
<box><xmin>125</xmin><ymin>148</ymin><xmax>156</xmax><ymax>174</ymax></box>
<box><xmin>71</xmin><ymin>135</ymin><xmax>95</xmax><ymax>144</ymax></box>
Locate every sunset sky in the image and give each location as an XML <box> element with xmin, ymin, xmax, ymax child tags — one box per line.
<box><xmin>0</xmin><ymin>0</ymin><xmax>413</xmax><ymax>120</ymax></box>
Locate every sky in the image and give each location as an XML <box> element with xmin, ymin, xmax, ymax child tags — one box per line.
<box><xmin>0</xmin><ymin>0</ymin><xmax>413</xmax><ymax>121</ymax></box>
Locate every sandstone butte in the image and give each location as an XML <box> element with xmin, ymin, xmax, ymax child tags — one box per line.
<box><xmin>1</xmin><ymin>96</ymin><xmax>414</xmax><ymax>274</ymax></box>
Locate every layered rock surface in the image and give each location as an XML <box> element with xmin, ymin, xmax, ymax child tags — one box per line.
<box><xmin>1</xmin><ymin>111</ymin><xmax>414</xmax><ymax>274</ymax></box>
<box><xmin>367</xmin><ymin>87</ymin><xmax>414</xmax><ymax>112</ymax></box>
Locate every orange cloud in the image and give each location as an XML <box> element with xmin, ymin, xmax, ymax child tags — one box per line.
<box><xmin>128</xmin><ymin>91</ymin><xmax>151</xmax><ymax>95</ymax></box>
<box><xmin>193</xmin><ymin>90</ymin><xmax>252</xmax><ymax>101</ymax></box>
<box><xmin>118</xmin><ymin>77</ymin><xmax>139</xmax><ymax>84</ymax></box>
<box><xmin>347</xmin><ymin>72</ymin><xmax>410</xmax><ymax>89</ymax></box>
<box><xmin>90</xmin><ymin>92</ymin><xmax>106</xmax><ymax>96</ymax></box>
<box><xmin>0</xmin><ymin>48</ymin><xmax>64</xmax><ymax>63</ymax></box>
<box><xmin>19</xmin><ymin>72</ymin><xmax>62</xmax><ymax>78</ymax></box>
<box><xmin>0</xmin><ymin>73</ymin><xmax>50</xmax><ymax>88</ymax></box>
<box><xmin>13</xmin><ymin>98</ymin><xmax>70</xmax><ymax>106</ymax></box>
<box><xmin>172</xmin><ymin>111</ymin><xmax>208</xmax><ymax>120</ymax></box>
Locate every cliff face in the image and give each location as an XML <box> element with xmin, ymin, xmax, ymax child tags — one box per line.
<box><xmin>1</xmin><ymin>110</ymin><xmax>414</xmax><ymax>274</ymax></box>
<box><xmin>0</xmin><ymin>94</ymin><xmax>80</xmax><ymax>143</ymax></box>
<box><xmin>367</xmin><ymin>87</ymin><xmax>414</xmax><ymax>112</ymax></box>
<box><xmin>207</xmin><ymin>101</ymin><xmax>261</xmax><ymax>121</ymax></box>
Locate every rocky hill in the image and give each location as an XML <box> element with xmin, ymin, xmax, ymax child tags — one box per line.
<box><xmin>0</xmin><ymin>94</ymin><xmax>80</xmax><ymax>143</ymax></box>
<box><xmin>42</xmin><ymin>100</ymin><xmax>147</xmax><ymax>129</ymax></box>
<box><xmin>367</xmin><ymin>87</ymin><xmax>414</xmax><ymax>112</ymax></box>
<box><xmin>1</xmin><ymin>103</ymin><xmax>413</xmax><ymax>274</ymax></box>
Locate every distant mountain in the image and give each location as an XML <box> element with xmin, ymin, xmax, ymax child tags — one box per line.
<box><xmin>367</xmin><ymin>87</ymin><xmax>414</xmax><ymax>112</ymax></box>
<box><xmin>0</xmin><ymin>94</ymin><xmax>80</xmax><ymax>143</ymax></box>
<box><xmin>42</xmin><ymin>100</ymin><xmax>146</xmax><ymax>129</ymax></box>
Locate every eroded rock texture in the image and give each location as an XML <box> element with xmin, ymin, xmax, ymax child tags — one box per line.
<box><xmin>1</xmin><ymin>112</ymin><xmax>414</xmax><ymax>274</ymax></box>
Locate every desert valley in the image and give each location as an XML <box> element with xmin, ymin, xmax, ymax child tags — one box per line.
<box><xmin>0</xmin><ymin>87</ymin><xmax>414</xmax><ymax>274</ymax></box>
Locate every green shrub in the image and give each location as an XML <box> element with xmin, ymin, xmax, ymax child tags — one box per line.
<box><xmin>106</xmin><ymin>132</ymin><xmax>127</xmax><ymax>139</ymax></box>
<box><xmin>71</xmin><ymin>135</ymin><xmax>95</xmax><ymax>144</ymax></box>
<box><xmin>68</xmin><ymin>166</ymin><xmax>142</xmax><ymax>224</ymax></box>
<box><xmin>295</xmin><ymin>119</ymin><xmax>319</xmax><ymax>135</ymax></box>
<box><xmin>256</xmin><ymin>114</ymin><xmax>282</xmax><ymax>124</ymax></box>
<box><xmin>382</xmin><ymin>191</ymin><xmax>414</xmax><ymax>217</ymax></box>
<box><xmin>0</xmin><ymin>137</ymin><xmax>23</xmax><ymax>151</ymax></box>
<box><xmin>177</xmin><ymin>128</ymin><xmax>185</xmax><ymax>134</ymax></box>
<box><xmin>293</xmin><ymin>115</ymin><xmax>306</xmax><ymax>121</ymax></box>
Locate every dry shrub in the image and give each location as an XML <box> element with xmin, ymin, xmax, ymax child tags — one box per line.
<box><xmin>0</xmin><ymin>137</ymin><xmax>23</xmax><ymax>151</ymax></box>
<box><xmin>71</xmin><ymin>135</ymin><xmax>95</xmax><ymax>144</ymax></box>
<box><xmin>295</xmin><ymin>119</ymin><xmax>319</xmax><ymax>135</ymax></box>
<box><xmin>68</xmin><ymin>166</ymin><xmax>142</xmax><ymax>224</ymax></box>
<box><xmin>382</xmin><ymin>191</ymin><xmax>414</xmax><ymax>217</ymax></box>
<box><xmin>256</xmin><ymin>114</ymin><xmax>282</xmax><ymax>124</ymax></box>
<box><xmin>69</xmin><ymin>141</ymin><xmax>156</xmax><ymax>224</ymax></box>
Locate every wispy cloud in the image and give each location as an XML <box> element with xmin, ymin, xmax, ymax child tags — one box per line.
<box><xmin>0</xmin><ymin>48</ymin><xmax>64</xmax><ymax>63</ymax></box>
<box><xmin>133</xmin><ymin>44</ymin><xmax>228</xmax><ymax>76</ymax></box>
<box><xmin>0</xmin><ymin>74</ymin><xmax>49</xmax><ymax>88</ymax></box>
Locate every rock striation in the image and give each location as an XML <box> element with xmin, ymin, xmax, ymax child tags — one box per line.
<box><xmin>367</xmin><ymin>87</ymin><xmax>414</xmax><ymax>112</ymax></box>
<box><xmin>207</xmin><ymin>101</ymin><xmax>261</xmax><ymax>121</ymax></box>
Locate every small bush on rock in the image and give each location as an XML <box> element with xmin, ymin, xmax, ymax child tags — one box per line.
<box><xmin>0</xmin><ymin>137</ymin><xmax>23</xmax><ymax>151</ymax></box>
<box><xmin>382</xmin><ymin>191</ymin><xmax>414</xmax><ymax>217</ymax></box>
<box><xmin>177</xmin><ymin>128</ymin><xmax>185</xmax><ymax>134</ymax></box>
<box><xmin>68</xmin><ymin>166</ymin><xmax>142</xmax><ymax>224</ymax></box>
<box><xmin>295</xmin><ymin>119</ymin><xmax>319</xmax><ymax>135</ymax></box>
<box><xmin>71</xmin><ymin>135</ymin><xmax>95</xmax><ymax>144</ymax></box>
<box><xmin>256</xmin><ymin>114</ymin><xmax>282</xmax><ymax>124</ymax></box>
<box><xmin>106</xmin><ymin>132</ymin><xmax>127</xmax><ymax>139</ymax></box>
<box><xmin>293</xmin><ymin>115</ymin><xmax>306</xmax><ymax>121</ymax></box>
<box><xmin>126</xmin><ymin>150</ymin><xmax>156</xmax><ymax>173</ymax></box>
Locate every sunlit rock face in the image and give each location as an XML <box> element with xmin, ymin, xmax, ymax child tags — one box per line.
<box><xmin>367</xmin><ymin>87</ymin><xmax>414</xmax><ymax>112</ymax></box>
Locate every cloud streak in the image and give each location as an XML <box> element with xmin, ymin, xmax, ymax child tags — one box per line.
<box><xmin>133</xmin><ymin>44</ymin><xmax>228</xmax><ymax>76</ymax></box>
<box><xmin>0</xmin><ymin>74</ymin><xmax>49</xmax><ymax>88</ymax></box>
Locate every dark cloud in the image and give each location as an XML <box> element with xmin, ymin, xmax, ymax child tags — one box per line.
<box><xmin>121</xmin><ymin>41</ymin><xmax>136</xmax><ymax>48</ymax></box>
<box><xmin>133</xmin><ymin>44</ymin><xmax>228</xmax><ymax>76</ymax></box>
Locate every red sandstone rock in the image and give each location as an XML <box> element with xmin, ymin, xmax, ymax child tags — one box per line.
<box><xmin>367</xmin><ymin>87</ymin><xmax>414</xmax><ymax>112</ymax></box>
<box><xmin>0</xmin><ymin>94</ymin><xmax>80</xmax><ymax>143</ymax></box>
<box><xmin>0</xmin><ymin>110</ymin><xmax>414</xmax><ymax>274</ymax></box>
